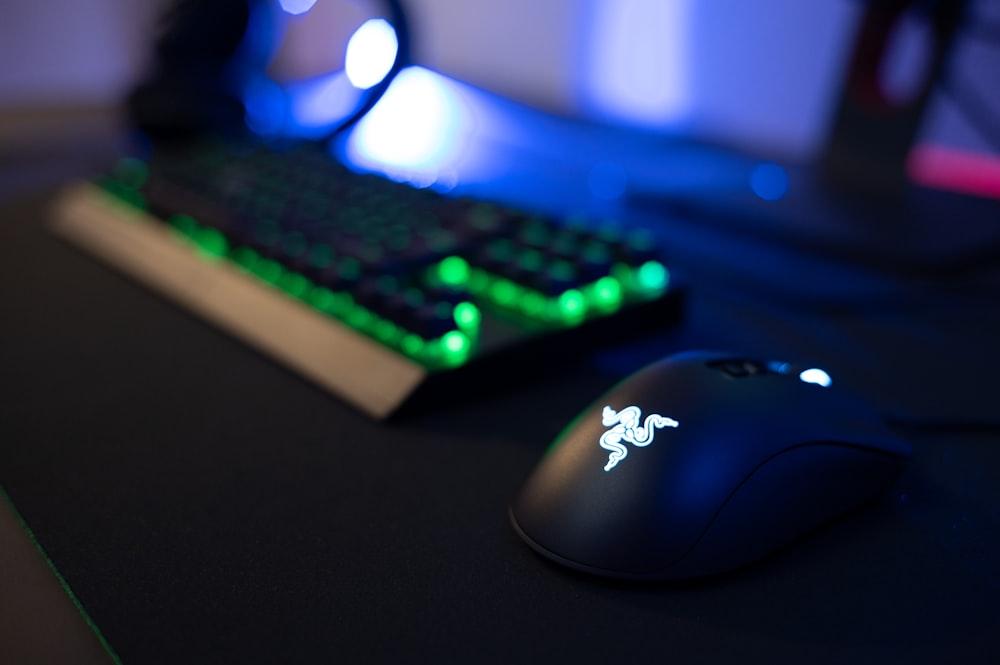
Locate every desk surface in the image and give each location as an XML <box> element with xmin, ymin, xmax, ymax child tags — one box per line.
<box><xmin>2</xmin><ymin>120</ymin><xmax>1000</xmax><ymax>663</ymax></box>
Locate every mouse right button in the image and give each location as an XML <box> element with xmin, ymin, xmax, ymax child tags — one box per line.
<box><xmin>663</xmin><ymin>442</ymin><xmax>908</xmax><ymax>579</ymax></box>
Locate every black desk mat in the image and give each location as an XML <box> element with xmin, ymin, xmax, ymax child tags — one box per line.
<box><xmin>3</xmin><ymin>190</ymin><xmax>1000</xmax><ymax>663</ymax></box>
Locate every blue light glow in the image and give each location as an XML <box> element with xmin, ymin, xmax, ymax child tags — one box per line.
<box><xmin>345</xmin><ymin>18</ymin><xmax>399</xmax><ymax>89</ymax></box>
<box><xmin>289</xmin><ymin>71</ymin><xmax>363</xmax><ymax>132</ymax></box>
<box><xmin>279</xmin><ymin>0</ymin><xmax>317</xmax><ymax>16</ymax></box>
<box><xmin>588</xmin><ymin>162</ymin><xmax>628</xmax><ymax>201</ymax></box>
<box><xmin>880</xmin><ymin>11</ymin><xmax>935</xmax><ymax>107</ymax></box>
<box><xmin>584</xmin><ymin>0</ymin><xmax>690</xmax><ymax>127</ymax></box>
<box><xmin>768</xmin><ymin>361</ymin><xmax>792</xmax><ymax>375</ymax></box>
<box><xmin>243</xmin><ymin>76</ymin><xmax>287</xmax><ymax>136</ymax></box>
<box><xmin>799</xmin><ymin>368</ymin><xmax>832</xmax><ymax>388</ymax></box>
<box><xmin>750</xmin><ymin>163</ymin><xmax>788</xmax><ymax>201</ymax></box>
<box><xmin>346</xmin><ymin>66</ymin><xmax>465</xmax><ymax>180</ymax></box>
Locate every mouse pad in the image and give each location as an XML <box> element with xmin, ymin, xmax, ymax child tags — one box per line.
<box><xmin>2</xmin><ymin>182</ymin><xmax>1000</xmax><ymax>662</ymax></box>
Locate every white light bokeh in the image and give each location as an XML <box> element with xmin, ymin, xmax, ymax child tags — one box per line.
<box><xmin>345</xmin><ymin>18</ymin><xmax>399</xmax><ymax>90</ymax></box>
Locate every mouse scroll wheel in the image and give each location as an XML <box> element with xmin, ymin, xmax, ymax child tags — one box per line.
<box><xmin>708</xmin><ymin>359</ymin><xmax>769</xmax><ymax>378</ymax></box>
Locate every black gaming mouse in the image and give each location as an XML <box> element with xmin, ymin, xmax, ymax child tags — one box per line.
<box><xmin>509</xmin><ymin>350</ymin><xmax>912</xmax><ymax>580</ymax></box>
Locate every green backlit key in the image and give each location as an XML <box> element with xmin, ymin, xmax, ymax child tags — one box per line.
<box><xmin>96</xmin><ymin>139</ymin><xmax>678</xmax><ymax>377</ymax></box>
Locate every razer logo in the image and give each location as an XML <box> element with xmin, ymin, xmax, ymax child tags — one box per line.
<box><xmin>599</xmin><ymin>405</ymin><xmax>678</xmax><ymax>471</ymax></box>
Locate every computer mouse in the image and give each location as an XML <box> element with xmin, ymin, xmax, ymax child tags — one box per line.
<box><xmin>509</xmin><ymin>350</ymin><xmax>912</xmax><ymax>580</ymax></box>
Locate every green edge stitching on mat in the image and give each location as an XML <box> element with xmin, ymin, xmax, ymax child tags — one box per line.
<box><xmin>0</xmin><ymin>484</ymin><xmax>123</xmax><ymax>665</ymax></box>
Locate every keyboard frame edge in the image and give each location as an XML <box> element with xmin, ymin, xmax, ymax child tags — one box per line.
<box><xmin>51</xmin><ymin>182</ymin><xmax>428</xmax><ymax>420</ymax></box>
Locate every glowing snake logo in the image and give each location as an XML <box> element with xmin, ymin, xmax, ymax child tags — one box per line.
<box><xmin>599</xmin><ymin>405</ymin><xmax>679</xmax><ymax>472</ymax></box>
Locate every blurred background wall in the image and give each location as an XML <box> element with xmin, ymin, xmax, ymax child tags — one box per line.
<box><xmin>0</xmin><ymin>0</ymin><xmax>995</xmax><ymax>161</ymax></box>
<box><xmin>0</xmin><ymin>0</ymin><xmax>164</xmax><ymax>107</ymax></box>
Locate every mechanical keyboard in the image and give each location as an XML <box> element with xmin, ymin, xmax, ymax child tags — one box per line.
<box><xmin>54</xmin><ymin>139</ymin><xmax>679</xmax><ymax>417</ymax></box>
